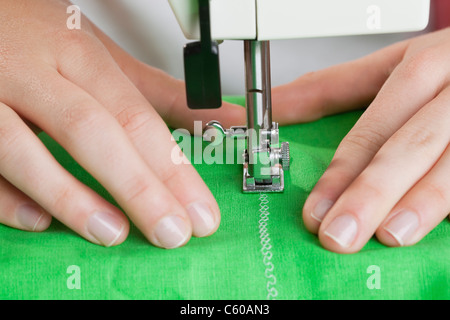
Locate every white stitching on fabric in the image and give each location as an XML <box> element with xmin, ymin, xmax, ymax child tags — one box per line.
<box><xmin>258</xmin><ymin>193</ymin><xmax>278</xmax><ymax>300</ymax></box>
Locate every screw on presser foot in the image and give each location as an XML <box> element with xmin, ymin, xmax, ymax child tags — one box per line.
<box><xmin>203</xmin><ymin>120</ymin><xmax>247</xmax><ymax>144</ymax></box>
<box><xmin>277</xmin><ymin>141</ymin><xmax>290</xmax><ymax>171</ymax></box>
<box><xmin>202</xmin><ymin>120</ymin><xmax>290</xmax><ymax>193</ymax></box>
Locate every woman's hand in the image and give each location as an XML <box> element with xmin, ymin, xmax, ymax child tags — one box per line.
<box><xmin>273</xmin><ymin>28</ymin><xmax>450</xmax><ymax>253</ymax></box>
<box><xmin>0</xmin><ymin>0</ymin><xmax>245</xmax><ymax>248</ymax></box>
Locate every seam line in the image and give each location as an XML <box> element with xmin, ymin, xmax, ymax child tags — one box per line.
<box><xmin>258</xmin><ymin>193</ymin><xmax>278</xmax><ymax>300</ymax></box>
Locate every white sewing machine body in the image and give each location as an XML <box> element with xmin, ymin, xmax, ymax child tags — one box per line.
<box><xmin>169</xmin><ymin>0</ymin><xmax>430</xmax><ymax>40</ymax></box>
<box><xmin>168</xmin><ymin>0</ymin><xmax>430</xmax><ymax>193</ymax></box>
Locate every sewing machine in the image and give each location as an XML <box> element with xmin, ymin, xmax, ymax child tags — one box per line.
<box><xmin>168</xmin><ymin>0</ymin><xmax>430</xmax><ymax>192</ymax></box>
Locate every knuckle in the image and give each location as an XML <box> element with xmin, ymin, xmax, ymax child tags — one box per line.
<box><xmin>0</xmin><ymin>126</ymin><xmax>21</xmax><ymax>158</ymax></box>
<box><xmin>324</xmin><ymin>162</ymin><xmax>355</xmax><ymax>186</ymax></box>
<box><xmin>56</xmin><ymin>101</ymin><xmax>103</xmax><ymax>139</ymax></box>
<box><xmin>121</xmin><ymin>175</ymin><xmax>152</xmax><ymax>204</ymax></box>
<box><xmin>54</xmin><ymin>29</ymin><xmax>105</xmax><ymax>68</ymax></box>
<box><xmin>160</xmin><ymin>165</ymin><xmax>182</xmax><ymax>186</ymax></box>
<box><xmin>390</xmin><ymin>125</ymin><xmax>436</xmax><ymax>155</ymax></box>
<box><xmin>422</xmin><ymin>181</ymin><xmax>447</xmax><ymax>208</ymax></box>
<box><xmin>114</xmin><ymin>104</ymin><xmax>152</xmax><ymax>138</ymax></box>
<box><xmin>339</xmin><ymin>125</ymin><xmax>386</xmax><ymax>157</ymax></box>
<box><xmin>354</xmin><ymin>172</ymin><xmax>384</xmax><ymax>200</ymax></box>
<box><xmin>121</xmin><ymin>175</ymin><xmax>173</xmax><ymax>213</ymax></box>
<box><xmin>0</xmin><ymin>111</ymin><xmax>25</xmax><ymax>163</ymax></box>
<box><xmin>399</xmin><ymin>47</ymin><xmax>440</xmax><ymax>81</ymax></box>
<box><xmin>51</xmin><ymin>185</ymin><xmax>76</xmax><ymax>216</ymax></box>
<box><xmin>55</xmin><ymin>29</ymin><xmax>95</xmax><ymax>54</ymax></box>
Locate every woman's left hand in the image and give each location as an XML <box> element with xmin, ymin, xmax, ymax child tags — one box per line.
<box><xmin>272</xmin><ymin>28</ymin><xmax>450</xmax><ymax>253</ymax></box>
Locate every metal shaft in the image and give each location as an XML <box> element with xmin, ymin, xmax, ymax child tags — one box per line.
<box><xmin>244</xmin><ymin>40</ymin><xmax>272</xmax><ymax>133</ymax></box>
<box><xmin>244</xmin><ymin>40</ymin><xmax>273</xmax><ymax>180</ymax></box>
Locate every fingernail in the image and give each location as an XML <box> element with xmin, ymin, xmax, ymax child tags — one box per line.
<box><xmin>311</xmin><ymin>199</ymin><xmax>334</xmax><ymax>222</ymax></box>
<box><xmin>154</xmin><ymin>215</ymin><xmax>190</xmax><ymax>249</ymax></box>
<box><xmin>16</xmin><ymin>205</ymin><xmax>46</xmax><ymax>231</ymax></box>
<box><xmin>186</xmin><ymin>202</ymin><xmax>217</xmax><ymax>237</ymax></box>
<box><xmin>384</xmin><ymin>210</ymin><xmax>420</xmax><ymax>246</ymax></box>
<box><xmin>324</xmin><ymin>214</ymin><xmax>358</xmax><ymax>248</ymax></box>
<box><xmin>87</xmin><ymin>212</ymin><xmax>125</xmax><ymax>247</ymax></box>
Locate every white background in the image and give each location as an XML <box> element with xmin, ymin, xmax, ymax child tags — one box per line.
<box><xmin>72</xmin><ymin>0</ymin><xmax>427</xmax><ymax>95</ymax></box>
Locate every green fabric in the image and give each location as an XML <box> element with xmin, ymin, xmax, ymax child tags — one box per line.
<box><xmin>0</xmin><ymin>96</ymin><xmax>448</xmax><ymax>300</ymax></box>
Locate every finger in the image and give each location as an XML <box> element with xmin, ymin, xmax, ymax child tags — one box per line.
<box><xmin>272</xmin><ymin>40</ymin><xmax>409</xmax><ymax>124</ymax></box>
<box><xmin>376</xmin><ymin>145</ymin><xmax>450</xmax><ymax>247</ymax></box>
<box><xmin>0</xmin><ymin>101</ymin><xmax>128</xmax><ymax>245</ymax></box>
<box><xmin>0</xmin><ymin>175</ymin><xmax>52</xmax><ymax>232</ymax></box>
<box><xmin>302</xmin><ymin>45</ymin><xmax>450</xmax><ymax>234</ymax></box>
<box><xmin>57</xmin><ymin>34</ymin><xmax>221</xmax><ymax>238</ymax></box>
<box><xmin>135</xmin><ymin>65</ymin><xmax>246</xmax><ymax>132</ymax></box>
<box><xmin>90</xmin><ymin>24</ymin><xmax>246</xmax><ymax>131</ymax></box>
<box><xmin>317</xmin><ymin>86</ymin><xmax>450</xmax><ymax>253</ymax></box>
<box><xmin>10</xmin><ymin>67</ymin><xmax>194</xmax><ymax>248</ymax></box>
